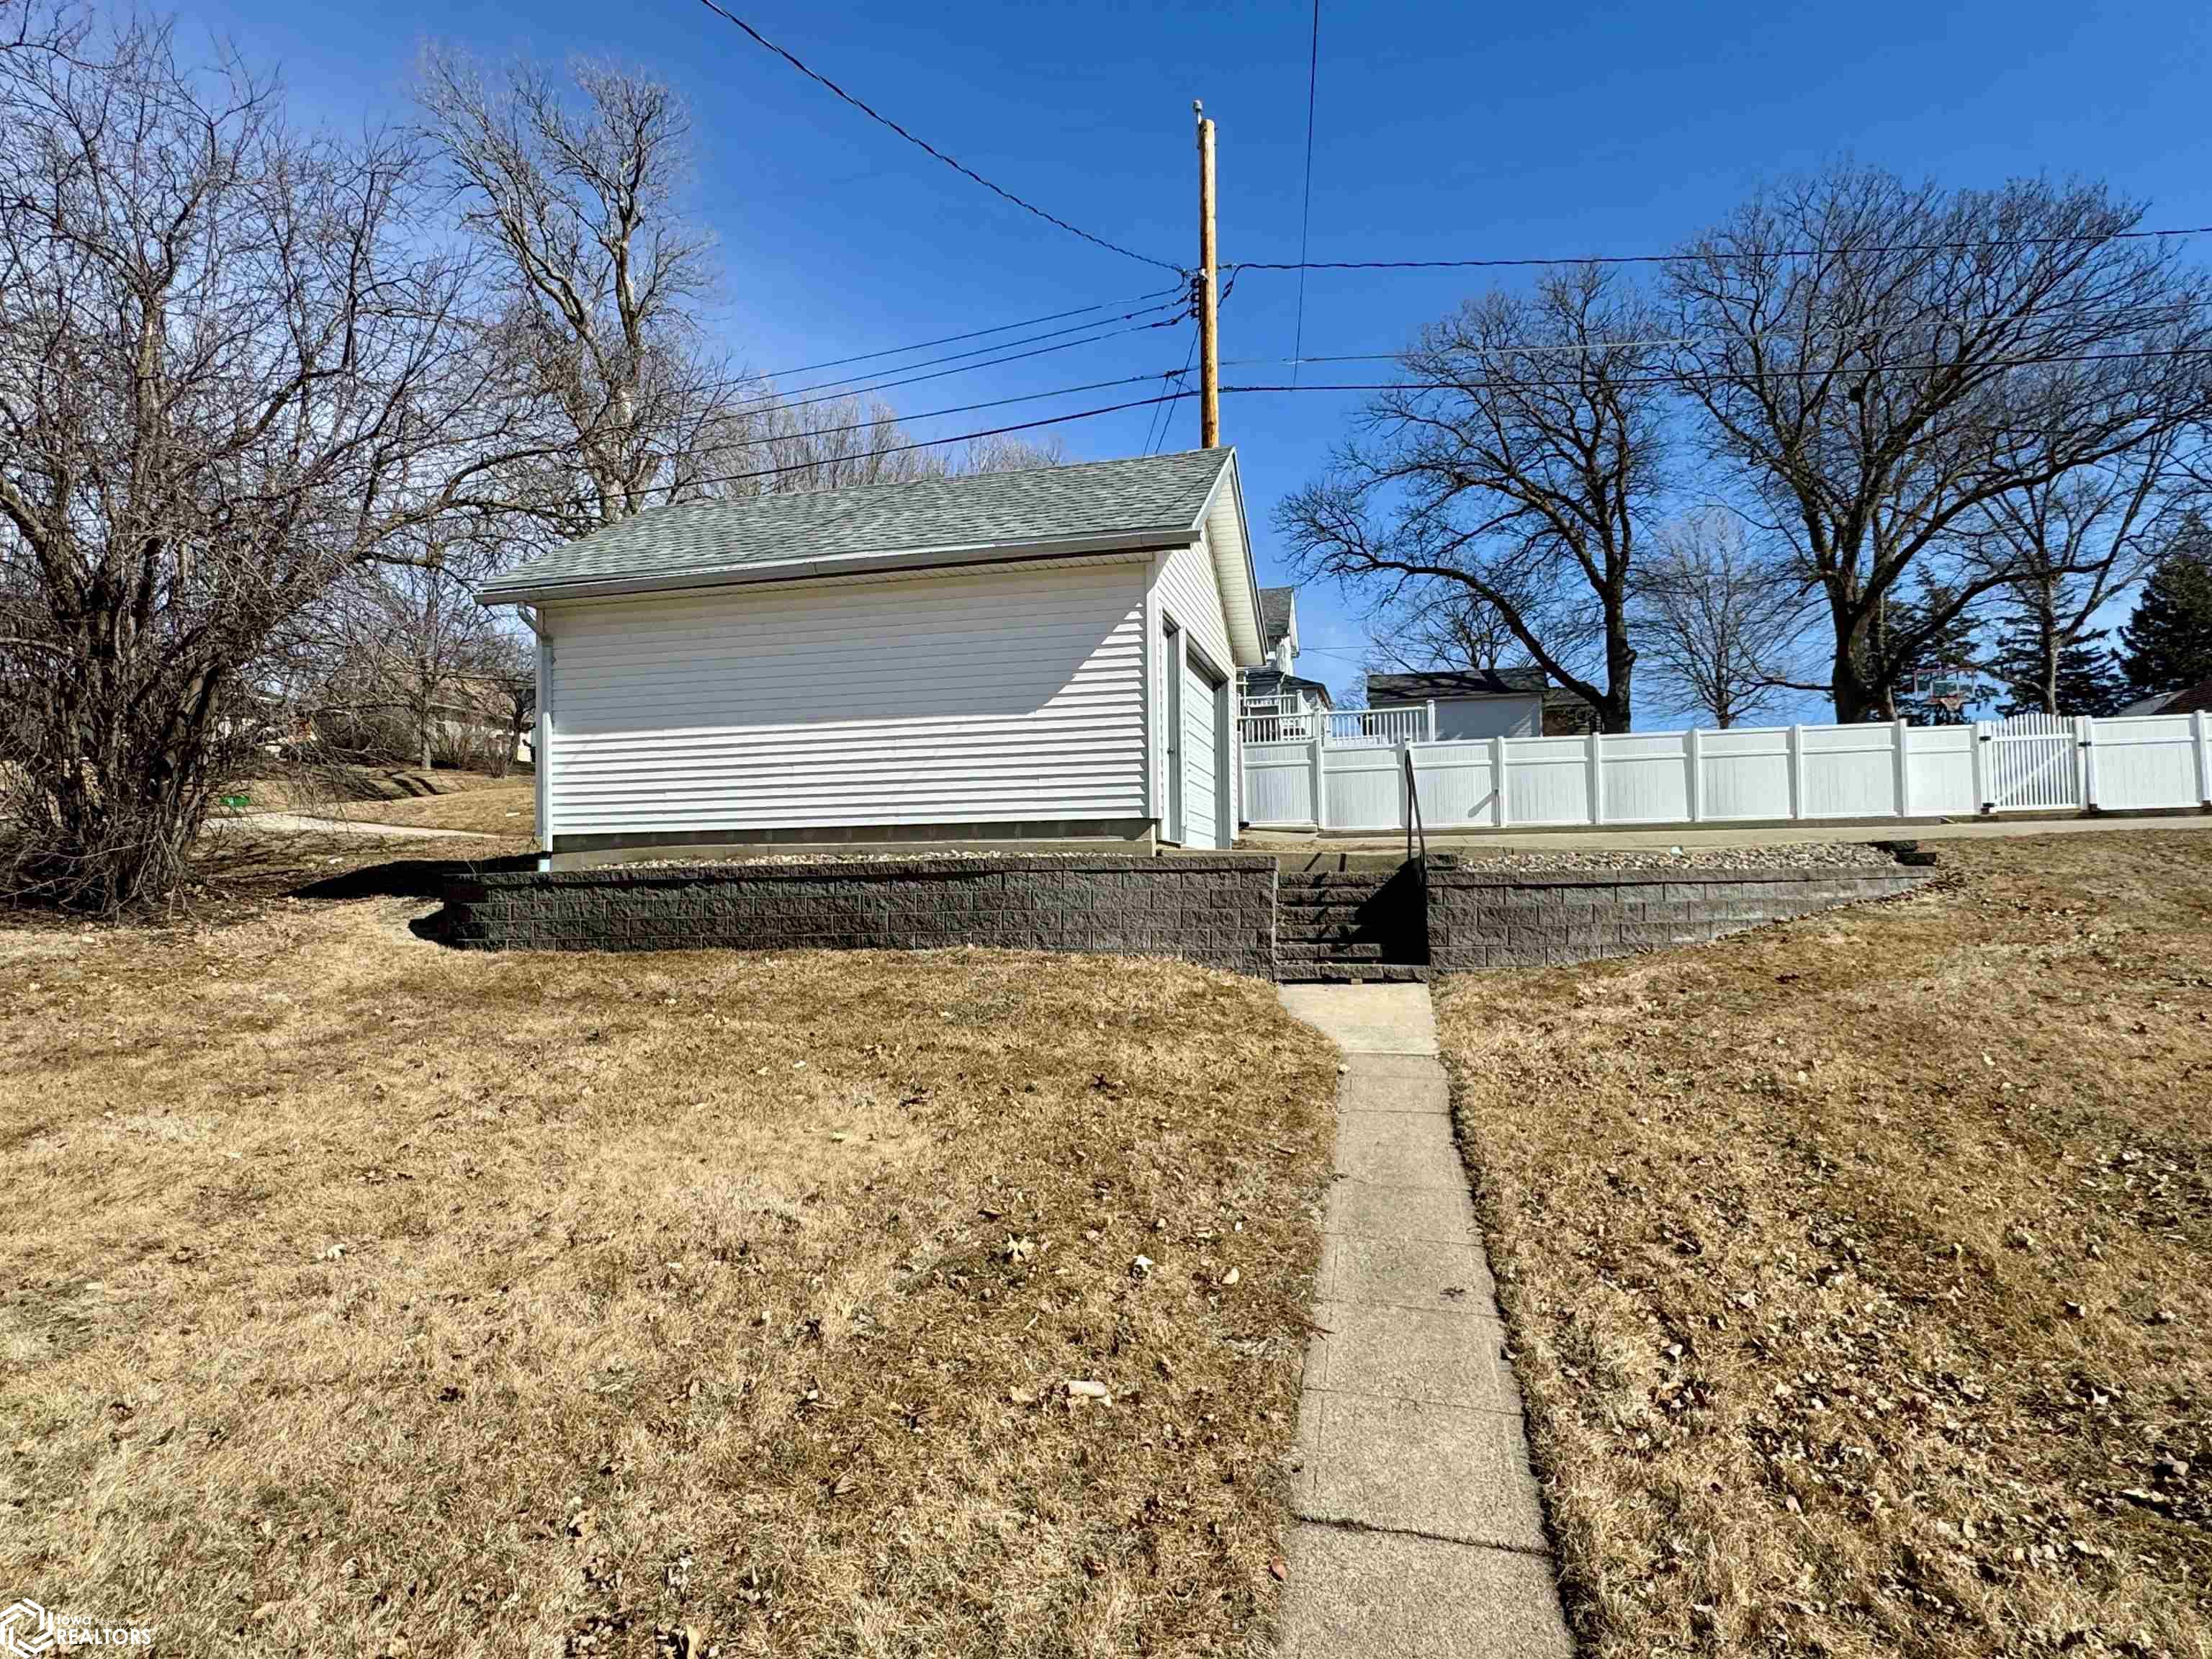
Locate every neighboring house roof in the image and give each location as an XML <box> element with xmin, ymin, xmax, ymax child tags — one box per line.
<box><xmin>1258</xmin><ymin>585</ymin><xmax>1297</xmax><ymax>652</ymax></box>
<box><xmin>2119</xmin><ymin>678</ymin><xmax>2212</xmax><ymax>716</ymax></box>
<box><xmin>1367</xmin><ymin>667</ymin><xmax>1547</xmax><ymax>703</ymax></box>
<box><xmin>1243</xmin><ymin>665</ymin><xmax>1333</xmax><ymax>708</ymax></box>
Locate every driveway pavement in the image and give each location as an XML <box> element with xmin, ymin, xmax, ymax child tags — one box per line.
<box><xmin>1273</xmin><ymin>984</ymin><xmax>1570</xmax><ymax>1659</ymax></box>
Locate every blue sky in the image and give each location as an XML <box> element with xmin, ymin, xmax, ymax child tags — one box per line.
<box><xmin>180</xmin><ymin>0</ymin><xmax>2212</xmax><ymax>706</ymax></box>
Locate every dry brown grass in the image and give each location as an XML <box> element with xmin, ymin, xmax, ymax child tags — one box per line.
<box><xmin>1434</xmin><ymin>831</ymin><xmax>2212</xmax><ymax>1659</ymax></box>
<box><xmin>312</xmin><ymin>778</ymin><xmax>538</xmax><ymax>837</ymax></box>
<box><xmin>0</xmin><ymin>901</ymin><xmax>1335</xmax><ymax>1656</ymax></box>
<box><xmin>220</xmin><ymin>766</ymin><xmax>525</xmax><ymax>816</ymax></box>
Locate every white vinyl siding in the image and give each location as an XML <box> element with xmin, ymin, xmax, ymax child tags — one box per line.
<box><xmin>543</xmin><ymin>559</ymin><xmax>1146</xmax><ymax>837</ymax></box>
<box><xmin>1180</xmin><ymin>655</ymin><xmax>1221</xmax><ymax>848</ymax></box>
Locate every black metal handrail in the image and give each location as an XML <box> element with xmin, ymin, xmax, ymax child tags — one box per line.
<box><xmin>1403</xmin><ymin>742</ymin><xmax>1426</xmax><ymax>867</ymax></box>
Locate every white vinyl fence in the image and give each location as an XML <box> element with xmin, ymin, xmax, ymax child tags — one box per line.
<box><xmin>1240</xmin><ymin>711</ymin><xmax>2212</xmax><ymax>834</ymax></box>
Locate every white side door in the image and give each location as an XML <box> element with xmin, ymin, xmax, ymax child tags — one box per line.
<box><xmin>1180</xmin><ymin>654</ymin><xmax>1223</xmax><ymax>848</ymax></box>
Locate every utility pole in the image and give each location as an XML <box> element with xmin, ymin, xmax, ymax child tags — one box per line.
<box><xmin>1194</xmin><ymin>99</ymin><xmax>1220</xmax><ymax>448</ymax></box>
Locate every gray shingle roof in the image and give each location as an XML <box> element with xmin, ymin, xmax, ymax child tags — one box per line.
<box><xmin>480</xmin><ymin>449</ymin><xmax>1236</xmax><ymax>600</ymax></box>
<box><xmin>1258</xmin><ymin>585</ymin><xmax>1296</xmax><ymax>649</ymax></box>
<box><xmin>1368</xmin><ymin>667</ymin><xmax>1547</xmax><ymax>702</ymax></box>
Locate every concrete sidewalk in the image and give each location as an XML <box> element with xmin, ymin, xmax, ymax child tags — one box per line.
<box><xmin>1274</xmin><ymin>985</ymin><xmax>1571</xmax><ymax>1659</ymax></box>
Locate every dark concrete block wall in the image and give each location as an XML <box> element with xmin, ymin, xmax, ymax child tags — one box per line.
<box><xmin>438</xmin><ymin>855</ymin><xmax>1280</xmax><ymax>978</ymax></box>
<box><xmin>1426</xmin><ymin>862</ymin><xmax>1933</xmax><ymax>971</ymax></box>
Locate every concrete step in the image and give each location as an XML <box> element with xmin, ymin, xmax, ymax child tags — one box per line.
<box><xmin>1277</xmin><ymin>961</ymin><xmax>1431</xmax><ymax>984</ymax></box>
<box><xmin>1278</xmin><ymin>929</ymin><xmax>1396</xmax><ymax>948</ymax></box>
<box><xmin>1275</xmin><ymin>894</ymin><xmax>1390</xmax><ymax>914</ymax></box>
<box><xmin>1278</xmin><ymin>874</ymin><xmax>1394</xmax><ymax>894</ymax></box>
<box><xmin>1277</xmin><ymin>940</ymin><xmax>1388</xmax><ymax>961</ymax></box>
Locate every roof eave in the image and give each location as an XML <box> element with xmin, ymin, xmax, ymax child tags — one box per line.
<box><xmin>477</xmin><ymin>524</ymin><xmax>1193</xmax><ymax>606</ymax></box>
<box><xmin>1193</xmin><ymin>449</ymin><xmax>1267</xmax><ymax>665</ymax></box>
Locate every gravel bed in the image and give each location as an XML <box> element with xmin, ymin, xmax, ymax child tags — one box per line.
<box><xmin>1428</xmin><ymin>840</ymin><xmax>1905</xmax><ymax>873</ymax></box>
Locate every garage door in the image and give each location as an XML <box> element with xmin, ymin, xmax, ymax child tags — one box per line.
<box><xmin>1180</xmin><ymin>655</ymin><xmax>1222</xmax><ymax>848</ymax></box>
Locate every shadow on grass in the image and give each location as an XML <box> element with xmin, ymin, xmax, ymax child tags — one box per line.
<box><xmin>287</xmin><ymin>853</ymin><xmax>538</xmax><ymax>903</ymax></box>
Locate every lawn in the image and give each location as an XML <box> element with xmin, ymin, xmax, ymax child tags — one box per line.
<box><xmin>0</xmin><ymin>893</ymin><xmax>1336</xmax><ymax>1655</ymax></box>
<box><xmin>1434</xmin><ymin>831</ymin><xmax>2212</xmax><ymax>1659</ymax></box>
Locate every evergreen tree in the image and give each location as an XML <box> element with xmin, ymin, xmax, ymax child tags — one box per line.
<box><xmin>2120</xmin><ymin>516</ymin><xmax>2212</xmax><ymax>696</ymax></box>
<box><xmin>1991</xmin><ymin>626</ymin><xmax>2130</xmax><ymax>716</ymax></box>
<box><xmin>1871</xmin><ymin>583</ymin><xmax>1992</xmax><ymax>724</ymax></box>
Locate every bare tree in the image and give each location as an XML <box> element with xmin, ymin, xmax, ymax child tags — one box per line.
<box><xmin>418</xmin><ymin>48</ymin><xmax>737</xmax><ymax>536</ymax></box>
<box><xmin>310</xmin><ymin>558</ymin><xmax>507</xmax><ymax>772</ymax></box>
<box><xmin>1668</xmin><ymin>166</ymin><xmax>2212</xmax><ymax>722</ymax></box>
<box><xmin>1365</xmin><ymin>589</ymin><xmax>1527</xmax><ymax>679</ymax></box>
<box><xmin>1632</xmin><ymin>510</ymin><xmax>1815</xmax><ymax>727</ymax></box>
<box><xmin>1966</xmin><ymin>426</ymin><xmax>2195</xmax><ymax>714</ymax></box>
<box><xmin>0</xmin><ymin>17</ymin><xmax>496</xmax><ymax>909</ymax></box>
<box><xmin>475</xmin><ymin>630</ymin><xmax>537</xmax><ymax>779</ymax></box>
<box><xmin>1277</xmin><ymin>266</ymin><xmax>1671</xmax><ymax>732</ymax></box>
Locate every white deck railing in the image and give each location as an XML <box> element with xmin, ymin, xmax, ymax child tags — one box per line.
<box><xmin>1236</xmin><ymin>702</ymin><xmax>1434</xmax><ymax>747</ymax></box>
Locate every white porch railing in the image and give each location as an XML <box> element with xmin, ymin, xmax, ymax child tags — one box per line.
<box><xmin>1236</xmin><ymin>702</ymin><xmax>1435</xmax><ymax>747</ymax></box>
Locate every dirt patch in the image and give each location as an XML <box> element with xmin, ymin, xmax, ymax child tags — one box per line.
<box><xmin>1434</xmin><ymin>830</ymin><xmax>2212</xmax><ymax>1659</ymax></box>
<box><xmin>0</xmin><ymin>908</ymin><xmax>1337</xmax><ymax>1654</ymax></box>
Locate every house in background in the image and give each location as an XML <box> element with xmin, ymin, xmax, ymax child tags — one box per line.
<box><xmin>1364</xmin><ymin>667</ymin><xmax>1580</xmax><ymax>740</ymax></box>
<box><xmin>480</xmin><ymin>449</ymin><xmax>1267</xmax><ymax>862</ymax></box>
<box><xmin>2118</xmin><ymin>676</ymin><xmax>2212</xmax><ymax>719</ymax></box>
<box><xmin>1237</xmin><ymin>585</ymin><xmax>1334</xmax><ymax>739</ymax></box>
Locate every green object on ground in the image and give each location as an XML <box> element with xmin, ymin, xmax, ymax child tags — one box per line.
<box><xmin>220</xmin><ymin>793</ymin><xmax>249</xmax><ymax>809</ymax></box>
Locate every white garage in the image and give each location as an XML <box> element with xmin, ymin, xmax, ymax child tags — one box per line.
<box><xmin>480</xmin><ymin>449</ymin><xmax>1267</xmax><ymax>862</ymax></box>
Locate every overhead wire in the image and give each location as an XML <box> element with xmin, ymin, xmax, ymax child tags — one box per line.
<box><xmin>1290</xmin><ymin>0</ymin><xmax>1321</xmax><ymax>387</ymax></box>
<box><xmin>691</xmin><ymin>0</ymin><xmax>1182</xmax><ymax>274</ymax></box>
<box><xmin>696</xmin><ymin>302</ymin><xmax>1189</xmax><ymax>418</ymax></box>
<box><xmin>1218</xmin><ymin>341</ymin><xmax>2212</xmax><ymax>396</ymax></box>
<box><xmin>747</xmin><ymin>285</ymin><xmax>1186</xmax><ymax>382</ymax></box>
<box><xmin>1223</xmin><ymin>222</ymin><xmax>2212</xmax><ymax>274</ymax></box>
<box><xmin>1144</xmin><ymin>328</ymin><xmax>1200</xmax><ymax>456</ymax></box>
<box><xmin>471</xmin><ymin>392</ymin><xmax>1190</xmax><ymax>520</ymax></box>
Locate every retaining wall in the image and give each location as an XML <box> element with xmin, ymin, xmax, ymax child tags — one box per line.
<box><xmin>436</xmin><ymin>855</ymin><xmax>1279</xmax><ymax>978</ymax></box>
<box><xmin>1425</xmin><ymin>860</ymin><xmax>1933</xmax><ymax>971</ymax></box>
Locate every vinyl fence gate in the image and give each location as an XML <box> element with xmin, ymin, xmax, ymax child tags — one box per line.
<box><xmin>1982</xmin><ymin>712</ymin><xmax>2085</xmax><ymax>813</ymax></box>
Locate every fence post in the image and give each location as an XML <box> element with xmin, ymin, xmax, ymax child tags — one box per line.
<box><xmin>1426</xmin><ymin>698</ymin><xmax>1438</xmax><ymax>743</ymax></box>
<box><xmin>1971</xmin><ymin>719</ymin><xmax>1992</xmax><ymax>814</ymax></box>
<box><xmin>2077</xmin><ymin>715</ymin><xmax>2099</xmax><ymax>812</ymax></box>
<box><xmin>1587</xmin><ymin>729</ymin><xmax>1605</xmax><ymax>825</ymax></box>
<box><xmin>1787</xmin><ymin>724</ymin><xmax>1806</xmax><ymax>821</ymax></box>
<box><xmin>1491</xmin><ymin>734</ymin><xmax>1509</xmax><ymax>827</ymax></box>
<box><xmin>2197</xmin><ymin>711</ymin><xmax>2212</xmax><ymax>808</ymax></box>
<box><xmin>1310</xmin><ymin>733</ymin><xmax>1328</xmax><ymax>832</ymax></box>
<box><xmin>1892</xmin><ymin>717</ymin><xmax>1912</xmax><ymax>818</ymax></box>
<box><xmin>1686</xmin><ymin>725</ymin><xmax>1703</xmax><ymax>823</ymax></box>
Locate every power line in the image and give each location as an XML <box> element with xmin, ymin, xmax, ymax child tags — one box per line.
<box><xmin>680</xmin><ymin>369</ymin><xmax>1182</xmax><ymax>459</ymax></box>
<box><xmin>701</xmin><ymin>305</ymin><xmax>1187</xmax><ymax>418</ymax></box>
<box><xmin>479</xmin><ymin>392</ymin><xmax>1188</xmax><ymax>519</ymax></box>
<box><xmin>750</xmin><ymin>285</ymin><xmax>1184</xmax><ymax>382</ymax></box>
<box><xmin>1219</xmin><ymin>340</ymin><xmax>2212</xmax><ymax>396</ymax></box>
<box><xmin>1290</xmin><ymin>0</ymin><xmax>1321</xmax><ymax>388</ymax></box>
<box><xmin>1144</xmin><ymin>327</ymin><xmax>1200</xmax><ymax>456</ymax></box>
<box><xmin>1224</xmin><ymin>222</ymin><xmax>2212</xmax><ymax>274</ymax></box>
<box><xmin>691</xmin><ymin>0</ymin><xmax>1182</xmax><ymax>274</ymax></box>
<box><xmin>727</xmin><ymin>297</ymin><xmax>1184</xmax><ymax>406</ymax></box>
